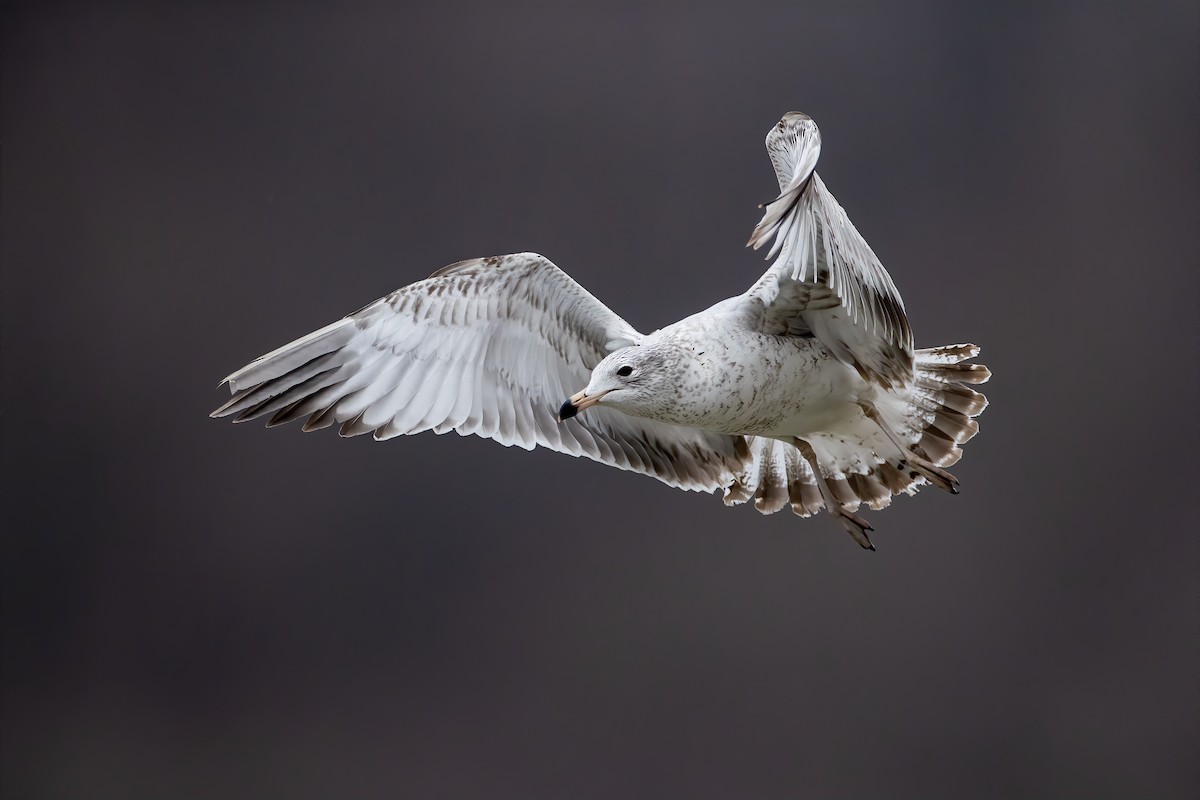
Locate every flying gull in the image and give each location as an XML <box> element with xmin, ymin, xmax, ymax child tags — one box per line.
<box><xmin>212</xmin><ymin>112</ymin><xmax>990</xmax><ymax>549</ymax></box>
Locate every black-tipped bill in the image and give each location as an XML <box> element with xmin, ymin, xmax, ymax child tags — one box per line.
<box><xmin>558</xmin><ymin>399</ymin><xmax>579</xmax><ymax>421</ymax></box>
<box><xmin>557</xmin><ymin>389</ymin><xmax>607</xmax><ymax>422</ymax></box>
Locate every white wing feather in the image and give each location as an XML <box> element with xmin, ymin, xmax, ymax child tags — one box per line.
<box><xmin>212</xmin><ymin>252</ymin><xmax>748</xmax><ymax>490</ymax></box>
<box><xmin>745</xmin><ymin>113</ymin><xmax>914</xmax><ymax>387</ymax></box>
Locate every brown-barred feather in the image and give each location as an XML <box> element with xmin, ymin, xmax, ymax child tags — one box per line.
<box><xmin>722</xmin><ymin>343</ymin><xmax>989</xmax><ymax>521</ymax></box>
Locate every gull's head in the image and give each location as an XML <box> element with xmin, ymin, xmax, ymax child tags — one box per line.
<box><xmin>558</xmin><ymin>346</ymin><xmax>670</xmax><ymax>422</ymax></box>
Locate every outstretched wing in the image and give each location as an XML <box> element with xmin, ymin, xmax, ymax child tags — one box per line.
<box><xmin>212</xmin><ymin>252</ymin><xmax>748</xmax><ymax>490</ymax></box>
<box><xmin>744</xmin><ymin>113</ymin><xmax>914</xmax><ymax>387</ymax></box>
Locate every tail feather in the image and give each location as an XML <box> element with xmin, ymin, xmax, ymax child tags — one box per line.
<box><xmin>919</xmin><ymin>380</ymin><xmax>988</xmax><ymax>416</ymax></box>
<box><xmin>919</xmin><ymin>361</ymin><xmax>991</xmax><ymax>385</ymax></box>
<box><xmin>723</xmin><ymin>343</ymin><xmax>990</xmax><ymax>527</ymax></box>
<box><xmin>912</xmin><ymin>344</ymin><xmax>989</xmax><ymax>471</ymax></box>
<box><xmin>913</xmin><ymin>428</ymin><xmax>961</xmax><ymax>467</ymax></box>
<box><xmin>875</xmin><ymin>461</ymin><xmax>914</xmax><ymax>495</ymax></box>
<box><xmin>790</xmin><ymin>477</ymin><xmax>823</xmax><ymax>516</ymax></box>
<box><xmin>847</xmin><ymin>472</ymin><xmax>891</xmax><ymax>510</ymax></box>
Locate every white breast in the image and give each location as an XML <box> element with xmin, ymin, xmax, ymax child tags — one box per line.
<box><xmin>651</xmin><ymin>320</ymin><xmax>866</xmax><ymax>438</ymax></box>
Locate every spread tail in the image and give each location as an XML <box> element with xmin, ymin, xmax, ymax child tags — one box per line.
<box><xmin>722</xmin><ymin>344</ymin><xmax>990</xmax><ymax>546</ymax></box>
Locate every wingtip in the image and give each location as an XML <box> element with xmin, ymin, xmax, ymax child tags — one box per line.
<box><xmin>210</xmin><ymin>396</ymin><xmax>237</xmax><ymax>418</ymax></box>
<box><xmin>745</xmin><ymin>230</ymin><xmax>771</xmax><ymax>253</ymax></box>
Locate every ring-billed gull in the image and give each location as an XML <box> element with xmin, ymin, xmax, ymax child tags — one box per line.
<box><xmin>212</xmin><ymin>112</ymin><xmax>989</xmax><ymax>549</ymax></box>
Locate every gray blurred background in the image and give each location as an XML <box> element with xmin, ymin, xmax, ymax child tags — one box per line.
<box><xmin>3</xmin><ymin>2</ymin><xmax>1196</xmax><ymax>798</ymax></box>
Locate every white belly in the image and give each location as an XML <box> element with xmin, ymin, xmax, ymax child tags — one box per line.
<box><xmin>658</xmin><ymin>326</ymin><xmax>869</xmax><ymax>438</ymax></box>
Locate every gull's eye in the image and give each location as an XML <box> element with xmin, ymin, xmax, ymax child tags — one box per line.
<box><xmin>617</xmin><ymin>365</ymin><xmax>633</xmax><ymax>377</ymax></box>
